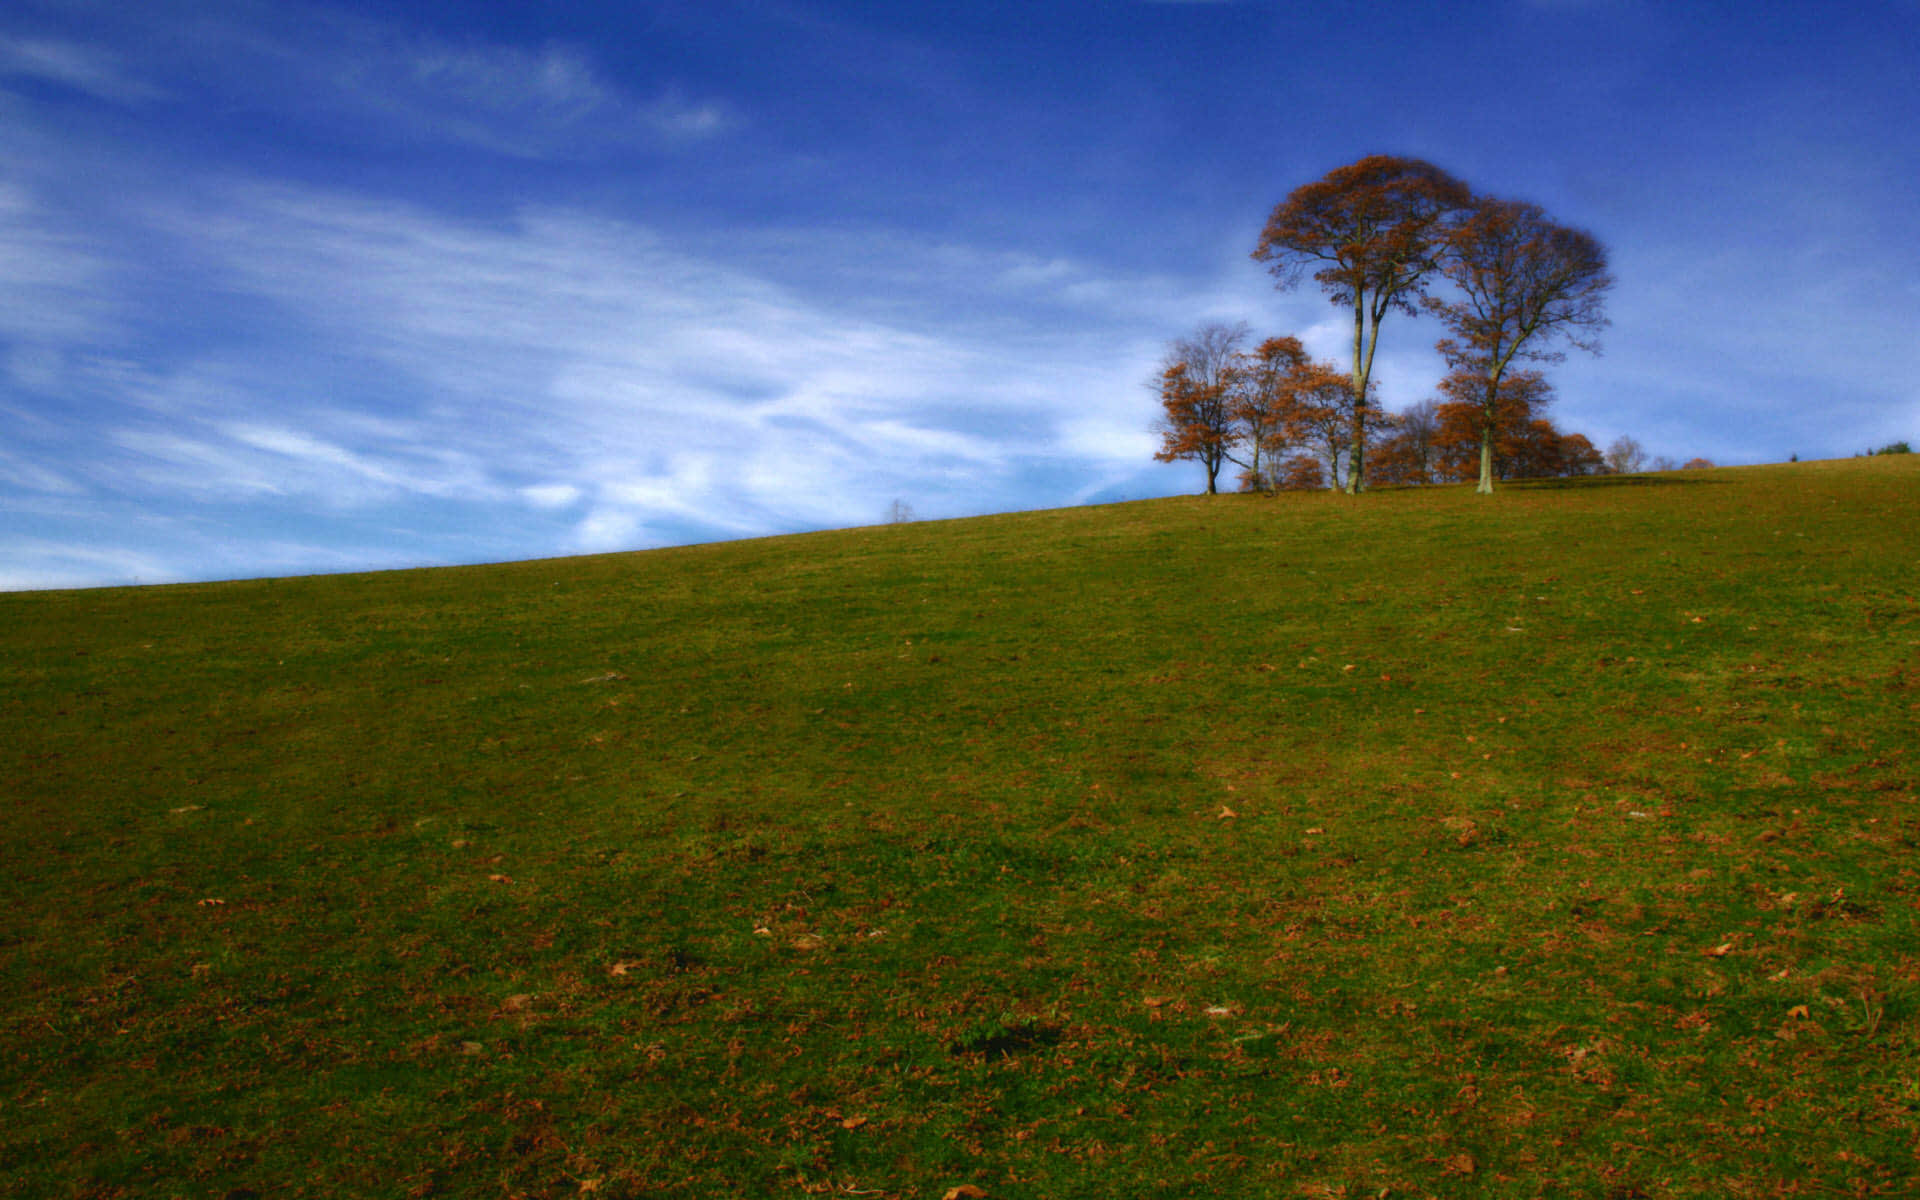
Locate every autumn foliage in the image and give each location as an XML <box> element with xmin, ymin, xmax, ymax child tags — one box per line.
<box><xmin>1152</xmin><ymin>362</ymin><xmax>1233</xmax><ymax>494</ymax></box>
<box><xmin>1159</xmin><ymin>154</ymin><xmax>1625</xmax><ymax>494</ymax></box>
<box><xmin>1428</xmin><ymin>368</ymin><xmax>1603</xmax><ymax>482</ymax></box>
<box><xmin>1253</xmin><ymin>156</ymin><xmax>1473</xmax><ymax>492</ymax></box>
<box><xmin>1154</xmin><ymin>328</ymin><xmax>1611</xmax><ymax>492</ymax></box>
<box><xmin>1151</xmin><ymin>322</ymin><xmax>1247</xmax><ymax>494</ymax></box>
<box><xmin>1356</xmin><ymin>374</ymin><xmax>1603</xmax><ymax>487</ymax></box>
<box><xmin>1155</xmin><ymin>324</ymin><xmax>1382</xmax><ymax>493</ymax></box>
<box><xmin>1427</xmin><ymin>197</ymin><xmax>1612</xmax><ymax>492</ymax></box>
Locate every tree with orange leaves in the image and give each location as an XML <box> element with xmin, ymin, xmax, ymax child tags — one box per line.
<box><xmin>1152</xmin><ymin>321</ymin><xmax>1248</xmax><ymax>494</ymax></box>
<box><xmin>1253</xmin><ymin>155</ymin><xmax>1473</xmax><ymax>494</ymax></box>
<box><xmin>1427</xmin><ymin>368</ymin><xmax>1604</xmax><ymax>484</ymax></box>
<box><xmin>1370</xmin><ymin>398</ymin><xmax>1442</xmax><ymax>487</ymax></box>
<box><xmin>1289</xmin><ymin>364</ymin><xmax>1388</xmax><ymax>491</ymax></box>
<box><xmin>1429</xmin><ymin>197</ymin><xmax>1612</xmax><ymax>494</ymax></box>
<box><xmin>1228</xmin><ymin>335</ymin><xmax>1310</xmax><ymax>491</ymax></box>
<box><xmin>1273</xmin><ymin>454</ymin><xmax>1326</xmax><ymax>491</ymax></box>
<box><xmin>1430</xmin><ymin>366</ymin><xmax>1555</xmax><ymax>482</ymax></box>
<box><xmin>1559</xmin><ymin>432</ymin><xmax>1606</xmax><ymax>478</ymax></box>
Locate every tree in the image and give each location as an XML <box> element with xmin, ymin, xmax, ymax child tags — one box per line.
<box><xmin>1560</xmin><ymin>432</ymin><xmax>1606</xmax><ymax>477</ymax></box>
<box><xmin>1288</xmin><ymin>363</ymin><xmax>1384</xmax><ymax>490</ymax></box>
<box><xmin>1274</xmin><ymin>454</ymin><xmax>1326</xmax><ymax>491</ymax></box>
<box><xmin>1229</xmin><ymin>336</ymin><xmax>1310</xmax><ymax>491</ymax></box>
<box><xmin>1681</xmin><ymin>457</ymin><xmax>1714</xmax><ymax>470</ymax></box>
<box><xmin>1429</xmin><ymin>366</ymin><xmax>1557</xmax><ymax>482</ymax></box>
<box><xmin>1428</xmin><ymin>393</ymin><xmax>1602</xmax><ymax>485</ymax></box>
<box><xmin>1508</xmin><ymin>418</ymin><xmax>1578</xmax><ymax>480</ymax></box>
<box><xmin>1604</xmin><ymin>435</ymin><xmax>1646</xmax><ymax>475</ymax></box>
<box><xmin>1152</xmin><ymin>322</ymin><xmax>1249</xmax><ymax>494</ymax></box>
<box><xmin>1371</xmin><ymin>398</ymin><xmax>1442</xmax><ymax>487</ymax></box>
<box><xmin>1428</xmin><ymin>197</ymin><xmax>1613</xmax><ymax>494</ymax></box>
<box><xmin>1253</xmin><ymin>155</ymin><xmax>1472</xmax><ymax>494</ymax></box>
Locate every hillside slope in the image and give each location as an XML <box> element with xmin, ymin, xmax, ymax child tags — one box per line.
<box><xmin>4</xmin><ymin>457</ymin><xmax>1918</xmax><ymax>1198</ymax></box>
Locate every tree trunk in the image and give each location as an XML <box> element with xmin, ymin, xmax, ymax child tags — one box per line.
<box><xmin>1347</xmin><ymin>295</ymin><xmax>1367</xmax><ymax>494</ymax></box>
<box><xmin>1476</xmin><ymin>365</ymin><xmax>1507</xmax><ymax>495</ymax></box>
<box><xmin>1347</xmin><ymin>402</ymin><xmax>1366</xmax><ymax>493</ymax></box>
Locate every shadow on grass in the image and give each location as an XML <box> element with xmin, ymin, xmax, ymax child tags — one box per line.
<box><xmin>1507</xmin><ymin>473</ymin><xmax>1726</xmax><ymax>491</ymax></box>
<box><xmin>1362</xmin><ymin>473</ymin><xmax>1726</xmax><ymax>495</ymax></box>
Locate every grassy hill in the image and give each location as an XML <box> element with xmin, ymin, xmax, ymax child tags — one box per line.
<box><xmin>4</xmin><ymin>457</ymin><xmax>1917</xmax><ymax>1198</ymax></box>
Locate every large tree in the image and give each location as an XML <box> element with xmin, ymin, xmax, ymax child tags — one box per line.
<box><xmin>1429</xmin><ymin>197</ymin><xmax>1613</xmax><ymax>494</ymax></box>
<box><xmin>1152</xmin><ymin>322</ymin><xmax>1249</xmax><ymax>494</ymax></box>
<box><xmin>1253</xmin><ymin>155</ymin><xmax>1472</xmax><ymax>494</ymax></box>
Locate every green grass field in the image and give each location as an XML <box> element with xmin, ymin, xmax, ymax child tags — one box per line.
<box><xmin>4</xmin><ymin>456</ymin><xmax>1918</xmax><ymax>1198</ymax></box>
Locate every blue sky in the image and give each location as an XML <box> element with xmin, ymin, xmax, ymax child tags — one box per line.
<box><xmin>2</xmin><ymin>0</ymin><xmax>1915</xmax><ymax>590</ymax></box>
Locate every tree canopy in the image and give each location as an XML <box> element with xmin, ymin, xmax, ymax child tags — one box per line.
<box><xmin>1428</xmin><ymin>197</ymin><xmax>1613</xmax><ymax>493</ymax></box>
<box><xmin>1252</xmin><ymin>155</ymin><xmax>1472</xmax><ymax>494</ymax></box>
<box><xmin>1151</xmin><ymin>322</ymin><xmax>1249</xmax><ymax>495</ymax></box>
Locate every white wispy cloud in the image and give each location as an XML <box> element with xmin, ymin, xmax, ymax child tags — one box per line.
<box><xmin>0</xmin><ymin>173</ymin><xmax>1188</xmax><ymax>576</ymax></box>
<box><xmin>520</xmin><ymin>483</ymin><xmax>583</xmax><ymax>510</ymax></box>
<box><xmin>0</xmin><ymin>539</ymin><xmax>178</xmax><ymax>592</ymax></box>
<box><xmin>4</xmin><ymin>4</ymin><xmax>734</xmax><ymax>160</ymax></box>
<box><xmin>0</xmin><ymin>445</ymin><xmax>83</xmax><ymax>495</ymax></box>
<box><xmin>0</xmin><ymin>181</ymin><xmax>118</xmax><ymax>344</ymax></box>
<box><xmin>357</xmin><ymin>37</ymin><xmax>737</xmax><ymax>156</ymax></box>
<box><xmin>0</xmin><ymin>35</ymin><xmax>161</xmax><ymax>103</ymax></box>
<box><xmin>135</xmin><ymin>4</ymin><xmax>741</xmax><ymax>159</ymax></box>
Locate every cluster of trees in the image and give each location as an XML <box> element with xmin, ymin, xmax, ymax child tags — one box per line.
<box><xmin>1599</xmin><ymin>435</ymin><xmax>1713</xmax><ymax>475</ymax></box>
<box><xmin>1372</xmin><ymin>388</ymin><xmax>1607</xmax><ymax>487</ymax></box>
<box><xmin>1150</xmin><ymin>324</ymin><xmax>1360</xmax><ymax>493</ymax></box>
<box><xmin>1154</xmin><ymin>323</ymin><xmax>1618</xmax><ymax>492</ymax></box>
<box><xmin>1157</xmin><ymin>155</ymin><xmax>1616</xmax><ymax>495</ymax></box>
